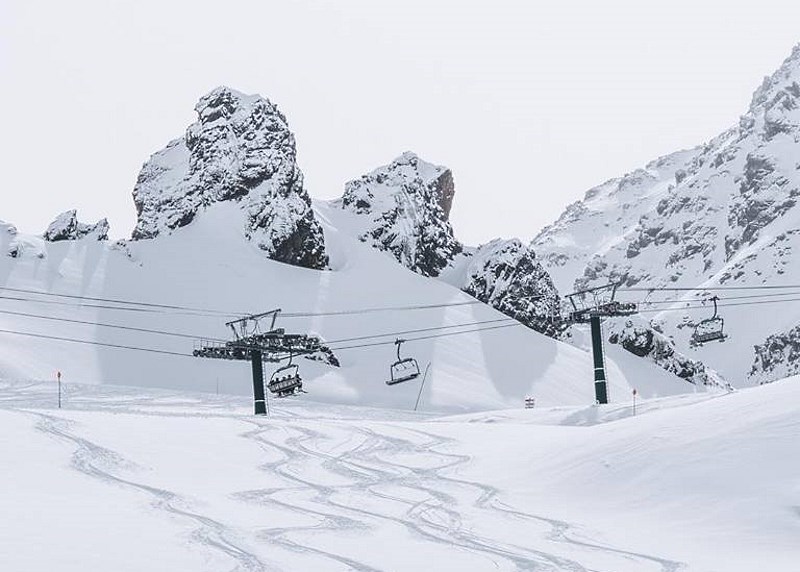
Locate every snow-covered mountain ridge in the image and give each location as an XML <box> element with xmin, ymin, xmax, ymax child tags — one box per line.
<box><xmin>0</xmin><ymin>82</ymin><xmax>713</xmax><ymax>409</ymax></box>
<box><xmin>329</xmin><ymin>153</ymin><xmax>563</xmax><ymax>337</ymax></box>
<box><xmin>533</xmin><ymin>43</ymin><xmax>800</xmax><ymax>385</ymax></box>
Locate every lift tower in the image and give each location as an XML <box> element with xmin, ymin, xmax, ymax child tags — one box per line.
<box><xmin>564</xmin><ymin>283</ymin><xmax>638</xmax><ymax>404</ymax></box>
<box><xmin>193</xmin><ymin>309</ymin><xmax>321</xmax><ymax>415</ymax></box>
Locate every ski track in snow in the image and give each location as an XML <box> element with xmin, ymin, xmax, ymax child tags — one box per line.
<box><xmin>235</xmin><ymin>418</ymin><xmax>682</xmax><ymax>571</ymax></box>
<box><xmin>8</xmin><ymin>381</ymin><xmax>687</xmax><ymax>572</ymax></box>
<box><xmin>28</xmin><ymin>412</ymin><xmax>269</xmax><ymax>572</ymax></box>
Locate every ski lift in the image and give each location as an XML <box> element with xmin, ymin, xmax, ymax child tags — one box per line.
<box><xmin>692</xmin><ymin>296</ymin><xmax>726</xmax><ymax>345</ymax></box>
<box><xmin>386</xmin><ymin>338</ymin><xmax>420</xmax><ymax>385</ymax></box>
<box><xmin>268</xmin><ymin>350</ymin><xmax>303</xmax><ymax>397</ymax></box>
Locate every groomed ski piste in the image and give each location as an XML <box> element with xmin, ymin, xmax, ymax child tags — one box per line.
<box><xmin>2</xmin><ymin>377</ymin><xmax>798</xmax><ymax>571</ymax></box>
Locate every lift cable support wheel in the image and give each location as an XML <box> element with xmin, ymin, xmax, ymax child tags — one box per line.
<box><xmin>564</xmin><ymin>282</ymin><xmax>638</xmax><ymax>324</ymax></box>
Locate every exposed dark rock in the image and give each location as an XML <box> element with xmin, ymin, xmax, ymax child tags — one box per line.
<box><xmin>340</xmin><ymin>152</ymin><xmax>461</xmax><ymax>277</ymax></box>
<box><xmin>462</xmin><ymin>239</ymin><xmax>563</xmax><ymax>337</ymax></box>
<box><xmin>44</xmin><ymin>210</ymin><xmax>109</xmax><ymax>241</ymax></box>
<box><xmin>608</xmin><ymin>320</ymin><xmax>727</xmax><ymax>388</ymax></box>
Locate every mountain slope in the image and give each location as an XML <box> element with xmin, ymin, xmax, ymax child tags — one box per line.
<box><xmin>533</xmin><ymin>44</ymin><xmax>800</xmax><ymax>386</ymax></box>
<box><xmin>0</xmin><ymin>195</ymin><xmax>713</xmax><ymax>413</ymax></box>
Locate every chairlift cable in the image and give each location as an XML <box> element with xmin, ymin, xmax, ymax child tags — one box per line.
<box><xmin>323</xmin><ymin>318</ymin><xmax>517</xmax><ymax>345</ymax></box>
<box><xmin>0</xmin><ymin>328</ymin><xmax>193</xmax><ymax>357</ymax></box>
<box><xmin>620</xmin><ymin>284</ymin><xmax>800</xmax><ymax>292</ymax></box>
<box><xmin>0</xmin><ymin>308</ymin><xmax>226</xmax><ymax>341</ymax></box>
<box><xmin>0</xmin><ymin>287</ymin><xmax>487</xmax><ymax>318</ymax></box>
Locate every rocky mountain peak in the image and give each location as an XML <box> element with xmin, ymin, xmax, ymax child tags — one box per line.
<box><xmin>132</xmin><ymin>86</ymin><xmax>327</xmax><ymax>270</ymax></box>
<box><xmin>742</xmin><ymin>44</ymin><xmax>800</xmax><ymax>140</ymax></box>
<box><xmin>44</xmin><ymin>210</ymin><xmax>109</xmax><ymax>242</ymax></box>
<box><xmin>532</xmin><ymin>43</ymin><xmax>800</xmax><ymax>387</ymax></box>
<box><xmin>339</xmin><ymin>152</ymin><xmax>460</xmax><ymax>277</ymax></box>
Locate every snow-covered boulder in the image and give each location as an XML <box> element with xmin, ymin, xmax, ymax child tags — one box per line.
<box><xmin>339</xmin><ymin>152</ymin><xmax>460</xmax><ymax>277</ymax></box>
<box><xmin>43</xmin><ymin>210</ymin><xmax>109</xmax><ymax>242</ymax></box>
<box><xmin>461</xmin><ymin>239</ymin><xmax>562</xmax><ymax>337</ymax></box>
<box><xmin>132</xmin><ymin>86</ymin><xmax>328</xmax><ymax>270</ymax></box>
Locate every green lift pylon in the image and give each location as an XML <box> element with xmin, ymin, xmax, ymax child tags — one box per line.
<box><xmin>564</xmin><ymin>282</ymin><xmax>638</xmax><ymax>405</ymax></box>
<box><xmin>590</xmin><ymin>315</ymin><xmax>608</xmax><ymax>404</ymax></box>
<box><xmin>250</xmin><ymin>349</ymin><xmax>267</xmax><ymax>415</ymax></box>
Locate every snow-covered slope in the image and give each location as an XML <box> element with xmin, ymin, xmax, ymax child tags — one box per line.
<box><xmin>3</xmin><ymin>377</ymin><xmax>797</xmax><ymax>571</ymax></box>
<box><xmin>534</xmin><ymin>44</ymin><xmax>800</xmax><ymax>386</ymax></box>
<box><xmin>1</xmin><ymin>200</ymin><xmax>696</xmax><ymax>412</ymax></box>
<box><xmin>132</xmin><ymin>86</ymin><xmax>327</xmax><ymax>269</ymax></box>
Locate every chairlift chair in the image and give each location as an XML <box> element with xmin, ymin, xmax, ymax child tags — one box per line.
<box><xmin>692</xmin><ymin>296</ymin><xmax>726</xmax><ymax>345</ymax></box>
<box><xmin>268</xmin><ymin>351</ymin><xmax>303</xmax><ymax>397</ymax></box>
<box><xmin>387</xmin><ymin>339</ymin><xmax>421</xmax><ymax>385</ymax></box>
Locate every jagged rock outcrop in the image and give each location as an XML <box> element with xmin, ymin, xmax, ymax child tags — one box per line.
<box><xmin>132</xmin><ymin>86</ymin><xmax>328</xmax><ymax>270</ymax></box>
<box><xmin>338</xmin><ymin>153</ymin><xmax>564</xmax><ymax>336</ymax></box>
<box><xmin>750</xmin><ymin>325</ymin><xmax>800</xmax><ymax>384</ymax></box>
<box><xmin>339</xmin><ymin>152</ymin><xmax>460</xmax><ymax>277</ymax></box>
<box><xmin>532</xmin><ymin>44</ymin><xmax>800</xmax><ymax>386</ymax></box>
<box><xmin>462</xmin><ymin>239</ymin><xmax>562</xmax><ymax>337</ymax></box>
<box><xmin>43</xmin><ymin>210</ymin><xmax>109</xmax><ymax>242</ymax></box>
<box><xmin>2</xmin><ymin>221</ymin><xmax>46</xmax><ymax>259</ymax></box>
<box><xmin>607</xmin><ymin>320</ymin><xmax>728</xmax><ymax>388</ymax></box>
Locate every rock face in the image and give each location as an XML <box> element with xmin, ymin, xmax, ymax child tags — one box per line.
<box><xmin>339</xmin><ymin>152</ymin><xmax>460</xmax><ymax>277</ymax></box>
<box><xmin>750</xmin><ymin>325</ymin><xmax>800</xmax><ymax>383</ymax></box>
<box><xmin>462</xmin><ymin>239</ymin><xmax>562</xmax><ymax>337</ymax></box>
<box><xmin>337</xmin><ymin>153</ymin><xmax>564</xmax><ymax>338</ymax></box>
<box><xmin>607</xmin><ymin>320</ymin><xmax>727</xmax><ymax>389</ymax></box>
<box><xmin>132</xmin><ymin>87</ymin><xmax>328</xmax><ymax>270</ymax></box>
<box><xmin>532</xmin><ymin>44</ymin><xmax>800</xmax><ymax>386</ymax></box>
<box><xmin>44</xmin><ymin>210</ymin><xmax>109</xmax><ymax>242</ymax></box>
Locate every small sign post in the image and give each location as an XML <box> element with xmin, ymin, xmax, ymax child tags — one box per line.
<box><xmin>57</xmin><ymin>371</ymin><xmax>62</xmax><ymax>409</ymax></box>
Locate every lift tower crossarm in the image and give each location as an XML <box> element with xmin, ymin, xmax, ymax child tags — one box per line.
<box><xmin>226</xmin><ymin>309</ymin><xmax>282</xmax><ymax>340</ymax></box>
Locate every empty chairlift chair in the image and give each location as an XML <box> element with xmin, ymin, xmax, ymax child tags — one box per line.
<box><xmin>692</xmin><ymin>296</ymin><xmax>727</xmax><ymax>345</ymax></box>
<box><xmin>386</xmin><ymin>338</ymin><xmax>420</xmax><ymax>385</ymax></box>
<box><xmin>268</xmin><ymin>351</ymin><xmax>304</xmax><ymax>397</ymax></box>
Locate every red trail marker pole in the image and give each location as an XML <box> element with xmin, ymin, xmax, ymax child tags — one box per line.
<box><xmin>632</xmin><ymin>388</ymin><xmax>637</xmax><ymax>416</ymax></box>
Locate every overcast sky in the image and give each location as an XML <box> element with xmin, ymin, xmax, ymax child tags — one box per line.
<box><xmin>2</xmin><ymin>1</ymin><xmax>799</xmax><ymax>245</ymax></box>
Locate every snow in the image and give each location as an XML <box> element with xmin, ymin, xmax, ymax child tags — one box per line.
<box><xmin>1</xmin><ymin>377</ymin><xmax>797</xmax><ymax>571</ymax></box>
<box><xmin>0</xmin><ymin>182</ymin><xmax>714</xmax><ymax>413</ymax></box>
<box><xmin>532</xmin><ymin>44</ymin><xmax>800</xmax><ymax>387</ymax></box>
